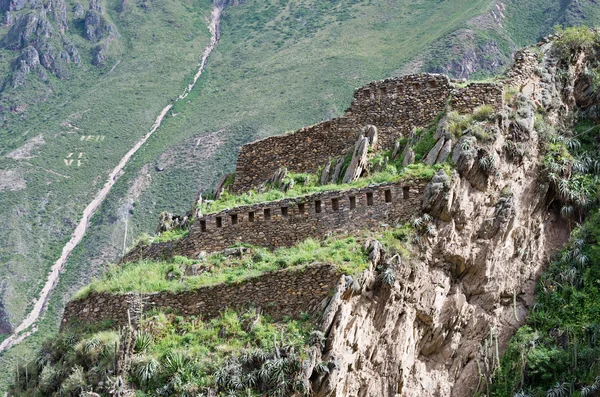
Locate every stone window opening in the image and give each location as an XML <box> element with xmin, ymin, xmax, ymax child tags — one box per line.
<box><xmin>332</xmin><ymin>198</ymin><xmax>340</xmax><ymax>211</ymax></box>
<box><xmin>315</xmin><ymin>200</ymin><xmax>322</xmax><ymax>213</ymax></box>
<box><xmin>298</xmin><ymin>203</ymin><xmax>306</xmax><ymax>214</ymax></box>
<box><xmin>384</xmin><ymin>190</ymin><xmax>392</xmax><ymax>203</ymax></box>
<box><xmin>349</xmin><ymin>196</ymin><xmax>356</xmax><ymax>210</ymax></box>
<box><xmin>281</xmin><ymin>206</ymin><xmax>289</xmax><ymax>218</ymax></box>
<box><xmin>366</xmin><ymin>192</ymin><xmax>374</xmax><ymax>206</ymax></box>
<box><xmin>248</xmin><ymin>211</ymin><xmax>255</xmax><ymax>222</ymax></box>
<box><xmin>264</xmin><ymin>208</ymin><xmax>271</xmax><ymax>220</ymax></box>
<box><xmin>403</xmin><ymin>186</ymin><xmax>410</xmax><ymax>199</ymax></box>
<box><xmin>216</xmin><ymin>216</ymin><xmax>222</xmax><ymax>228</ymax></box>
<box><xmin>200</xmin><ymin>220</ymin><xmax>207</xmax><ymax>232</ymax></box>
<box><xmin>231</xmin><ymin>214</ymin><xmax>238</xmax><ymax>225</ymax></box>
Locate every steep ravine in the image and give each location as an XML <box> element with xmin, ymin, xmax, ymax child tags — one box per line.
<box><xmin>312</xmin><ymin>45</ymin><xmax>578</xmax><ymax>396</ymax></box>
<box><xmin>0</xmin><ymin>2</ymin><xmax>225</xmax><ymax>354</ymax></box>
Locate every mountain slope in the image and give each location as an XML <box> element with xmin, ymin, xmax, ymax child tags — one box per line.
<box><xmin>2</xmin><ymin>0</ymin><xmax>600</xmax><ymax>392</ymax></box>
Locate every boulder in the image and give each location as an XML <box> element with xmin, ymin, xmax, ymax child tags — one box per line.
<box><xmin>391</xmin><ymin>141</ymin><xmax>401</xmax><ymax>160</ymax></box>
<box><xmin>342</xmin><ymin>136</ymin><xmax>369</xmax><ymax>184</ymax></box>
<box><xmin>402</xmin><ymin>148</ymin><xmax>415</xmax><ymax>167</ymax></box>
<box><xmin>436</xmin><ymin>139</ymin><xmax>453</xmax><ymax>164</ymax></box>
<box><xmin>362</xmin><ymin>124</ymin><xmax>378</xmax><ymax>149</ymax></box>
<box><xmin>424</xmin><ymin>137</ymin><xmax>445</xmax><ymax>165</ymax></box>
<box><xmin>422</xmin><ymin>169</ymin><xmax>454</xmax><ymax>221</ymax></box>
<box><xmin>330</xmin><ymin>157</ymin><xmax>344</xmax><ymax>184</ymax></box>
<box><xmin>320</xmin><ymin>161</ymin><xmax>331</xmax><ymax>185</ymax></box>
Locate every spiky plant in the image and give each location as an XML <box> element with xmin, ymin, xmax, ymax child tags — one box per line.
<box><xmin>546</xmin><ymin>382</ymin><xmax>568</xmax><ymax>397</ymax></box>
<box><xmin>380</xmin><ymin>267</ymin><xmax>396</xmax><ymax>286</ymax></box>
<box><xmin>130</xmin><ymin>354</ymin><xmax>160</xmax><ymax>386</ymax></box>
<box><xmin>134</xmin><ymin>331</ymin><xmax>153</xmax><ymax>353</ymax></box>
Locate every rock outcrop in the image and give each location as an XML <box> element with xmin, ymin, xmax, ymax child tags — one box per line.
<box><xmin>307</xmin><ymin>41</ymin><xmax>587</xmax><ymax>397</ymax></box>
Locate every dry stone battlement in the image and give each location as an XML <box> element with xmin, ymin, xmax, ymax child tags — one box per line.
<box><xmin>62</xmin><ymin>264</ymin><xmax>343</xmax><ymax>328</ymax></box>
<box><xmin>122</xmin><ymin>180</ymin><xmax>427</xmax><ymax>263</ymax></box>
<box><xmin>231</xmin><ymin>73</ymin><xmax>503</xmax><ymax>193</ymax></box>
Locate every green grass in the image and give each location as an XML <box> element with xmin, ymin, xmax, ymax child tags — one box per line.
<box><xmin>75</xmin><ymin>236</ymin><xmax>369</xmax><ymax>297</ymax></box>
<box><xmin>10</xmin><ymin>309</ymin><xmax>315</xmax><ymax>396</ymax></box>
<box><xmin>202</xmin><ymin>162</ymin><xmax>444</xmax><ymax>215</ymax></box>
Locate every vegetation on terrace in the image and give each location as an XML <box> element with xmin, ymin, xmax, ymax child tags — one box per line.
<box><xmin>10</xmin><ymin>309</ymin><xmax>318</xmax><ymax>396</ymax></box>
<box><xmin>77</xmin><ymin>222</ymin><xmax>415</xmax><ymax>298</ymax></box>
<box><xmin>202</xmin><ymin>162</ymin><xmax>449</xmax><ymax>215</ymax></box>
<box><xmin>76</xmin><ymin>236</ymin><xmax>368</xmax><ymax>297</ymax></box>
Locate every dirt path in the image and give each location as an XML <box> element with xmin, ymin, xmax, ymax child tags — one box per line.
<box><xmin>0</xmin><ymin>4</ymin><xmax>224</xmax><ymax>354</ymax></box>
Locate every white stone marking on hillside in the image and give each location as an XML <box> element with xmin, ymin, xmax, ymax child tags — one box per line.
<box><xmin>0</xmin><ymin>4</ymin><xmax>223</xmax><ymax>354</ymax></box>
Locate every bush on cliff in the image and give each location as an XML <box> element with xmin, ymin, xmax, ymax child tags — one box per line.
<box><xmin>491</xmin><ymin>210</ymin><xmax>600</xmax><ymax>396</ymax></box>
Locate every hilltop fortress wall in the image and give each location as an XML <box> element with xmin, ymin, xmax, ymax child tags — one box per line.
<box><xmin>123</xmin><ymin>180</ymin><xmax>427</xmax><ymax>263</ymax></box>
<box><xmin>231</xmin><ymin>74</ymin><xmax>504</xmax><ymax>193</ymax></box>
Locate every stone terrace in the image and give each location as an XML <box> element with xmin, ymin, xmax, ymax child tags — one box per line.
<box><xmin>63</xmin><ymin>264</ymin><xmax>343</xmax><ymax>328</ymax></box>
<box><xmin>230</xmin><ymin>73</ymin><xmax>503</xmax><ymax>193</ymax></box>
<box><xmin>123</xmin><ymin>180</ymin><xmax>427</xmax><ymax>263</ymax></box>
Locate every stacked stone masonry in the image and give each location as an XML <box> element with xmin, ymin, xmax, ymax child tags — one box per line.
<box><xmin>123</xmin><ymin>180</ymin><xmax>427</xmax><ymax>263</ymax></box>
<box><xmin>62</xmin><ymin>264</ymin><xmax>342</xmax><ymax>327</ymax></box>
<box><xmin>230</xmin><ymin>73</ymin><xmax>504</xmax><ymax>193</ymax></box>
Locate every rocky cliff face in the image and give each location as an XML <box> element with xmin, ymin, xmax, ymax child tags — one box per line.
<box><xmin>310</xmin><ymin>39</ymin><xmax>588</xmax><ymax>397</ymax></box>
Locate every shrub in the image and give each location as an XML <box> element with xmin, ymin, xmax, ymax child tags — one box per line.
<box><xmin>61</xmin><ymin>366</ymin><xmax>87</xmax><ymax>395</ymax></box>
<box><xmin>448</xmin><ymin>111</ymin><xmax>473</xmax><ymax>137</ymax></box>
<box><xmin>472</xmin><ymin>104</ymin><xmax>494</xmax><ymax>121</ymax></box>
<box><xmin>554</xmin><ymin>26</ymin><xmax>599</xmax><ymax>60</ymax></box>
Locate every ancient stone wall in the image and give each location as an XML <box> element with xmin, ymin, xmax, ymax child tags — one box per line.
<box><xmin>62</xmin><ymin>264</ymin><xmax>342</xmax><ymax>327</ymax></box>
<box><xmin>123</xmin><ymin>180</ymin><xmax>426</xmax><ymax>263</ymax></box>
<box><xmin>451</xmin><ymin>83</ymin><xmax>504</xmax><ymax>114</ymax></box>
<box><xmin>229</xmin><ymin>74</ymin><xmax>503</xmax><ymax>193</ymax></box>
<box><xmin>347</xmin><ymin>74</ymin><xmax>453</xmax><ymax>147</ymax></box>
<box><xmin>231</xmin><ymin>117</ymin><xmax>358</xmax><ymax>194</ymax></box>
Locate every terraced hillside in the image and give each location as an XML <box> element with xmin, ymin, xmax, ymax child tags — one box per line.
<box><xmin>2</xmin><ymin>0</ymin><xmax>600</xmax><ymax>392</ymax></box>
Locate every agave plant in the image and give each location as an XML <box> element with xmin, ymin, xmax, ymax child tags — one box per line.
<box><xmin>134</xmin><ymin>331</ymin><xmax>153</xmax><ymax>353</ymax></box>
<box><xmin>380</xmin><ymin>267</ymin><xmax>396</xmax><ymax>286</ymax></box>
<box><xmin>546</xmin><ymin>382</ymin><xmax>568</xmax><ymax>397</ymax></box>
<box><xmin>130</xmin><ymin>354</ymin><xmax>160</xmax><ymax>386</ymax></box>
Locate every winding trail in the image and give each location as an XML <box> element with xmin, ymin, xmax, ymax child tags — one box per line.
<box><xmin>0</xmin><ymin>4</ymin><xmax>224</xmax><ymax>354</ymax></box>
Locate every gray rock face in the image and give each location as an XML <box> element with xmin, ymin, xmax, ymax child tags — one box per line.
<box><xmin>391</xmin><ymin>141</ymin><xmax>401</xmax><ymax>160</ymax></box>
<box><xmin>452</xmin><ymin>136</ymin><xmax>489</xmax><ymax>191</ymax></box>
<box><xmin>436</xmin><ymin>139</ymin><xmax>453</xmax><ymax>164</ymax></box>
<box><xmin>479</xmin><ymin>194</ymin><xmax>516</xmax><ymax>239</ymax></box>
<box><xmin>342</xmin><ymin>136</ymin><xmax>369</xmax><ymax>183</ymax></box>
<box><xmin>320</xmin><ymin>162</ymin><xmax>331</xmax><ymax>185</ymax></box>
<box><xmin>330</xmin><ymin>157</ymin><xmax>344</xmax><ymax>184</ymax></box>
<box><xmin>89</xmin><ymin>0</ymin><xmax>103</xmax><ymax>13</ymax></box>
<box><xmin>92</xmin><ymin>43</ymin><xmax>108</xmax><ymax>65</ymax></box>
<box><xmin>2</xmin><ymin>13</ymin><xmax>41</xmax><ymax>49</ymax></box>
<box><xmin>156</xmin><ymin>212</ymin><xmax>188</xmax><ymax>234</ymax></box>
<box><xmin>362</xmin><ymin>124</ymin><xmax>378</xmax><ymax>149</ymax></box>
<box><xmin>514</xmin><ymin>94</ymin><xmax>535</xmax><ymax>136</ymax></box>
<box><xmin>0</xmin><ymin>0</ymin><xmax>26</xmax><ymax>12</ymax></box>
<box><xmin>3</xmin><ymin>11</ymin><xmax>13</xmax><ymax>25</ymax></box>
<box><xmin>402</xmin><ymin>148</ymin><xmax>415</xmax><ymax>167</ymax></box>
<box><xmin>422</xmin><ymin>169</ymin><xmax>453</xmax><ymax>221</ymax></box>
<box><xmin>18</xmin><ymin>45</ymin><xmax>39</xmax><ymax>68</ymax></box>
<box><xmin>424</xmin><ymin>137</ymin><xmax>445</xmax><ymax>165</ymax></box>
<box><xmin>51</xmin><ymin>0</ymin><xmax>69</xmax><ymax>32</ymax></box>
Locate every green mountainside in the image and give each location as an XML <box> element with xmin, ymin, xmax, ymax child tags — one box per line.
<box><xmin>2</xmin><ymin>0</ymin><xmax>600</xmax><ymax>393</ymax></box>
